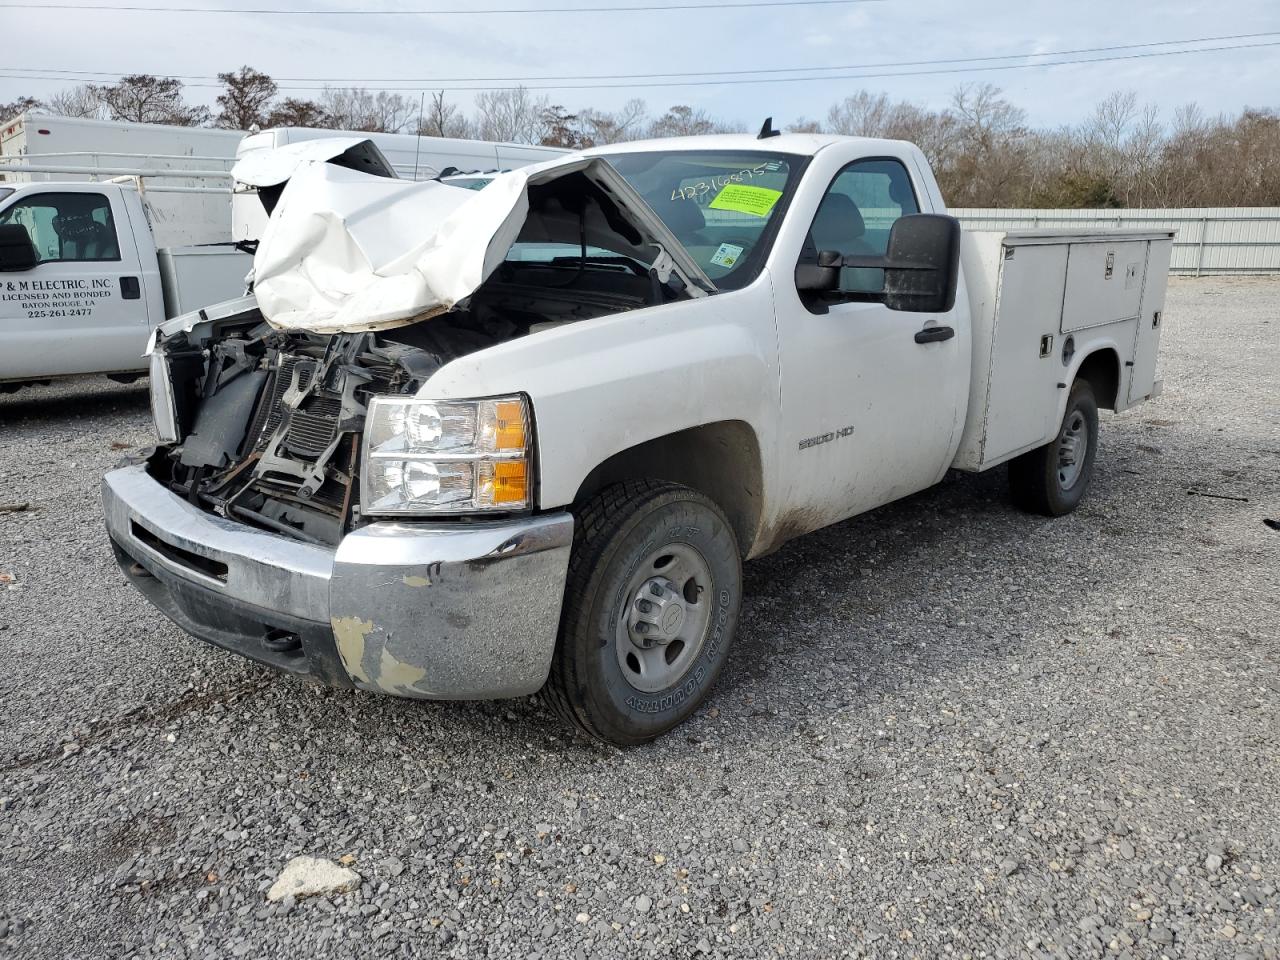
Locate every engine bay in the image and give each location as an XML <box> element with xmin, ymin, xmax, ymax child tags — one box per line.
<box><xmin>149</xmin><ymin>259</ymin><xmax>677</xmax><ymax>545</ymax></box>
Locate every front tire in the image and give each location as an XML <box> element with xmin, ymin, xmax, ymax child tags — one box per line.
<box><xmin>1009</xmin><ymin>379</ymin><xmax>1099</xmax><ymax>516</ymax></box>
<box><xmin>545</xmin><ymin>480</ymin><xmax>742</xmax><ymax>745</ymax></box>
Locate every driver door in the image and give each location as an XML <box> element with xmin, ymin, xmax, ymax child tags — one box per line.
<box><xmin>771</xmin><ymin>155</ymin><xmax>968</xmax><ymax>531</ymax></box>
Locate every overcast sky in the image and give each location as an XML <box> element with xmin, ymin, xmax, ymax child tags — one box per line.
<box><xmin>3</xmin><ymin>0</ymin><xmax>1278</xmax><ymax>131</ymax></box>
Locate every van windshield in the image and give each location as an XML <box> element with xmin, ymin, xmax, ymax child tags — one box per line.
<box><xmin>602</xmin><ymin>150</ymin><xmax>803</xmax><ymax>290</ymax></box>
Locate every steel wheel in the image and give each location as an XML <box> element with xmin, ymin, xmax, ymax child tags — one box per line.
<box><xmin>1009</xmin><ymin>379</ymin><xmax>1099</xmax><ymax>517</ymax></box>
<box><xmin>1057</xmin><ymin>409</ymin><xmax>1089</xmax><ymax>489</ymax></box>
<box><xmin>614</xmin><ymin>542</ymin><xmax>713</xmax><ymax>694</ymax></box>
<box><xmin>545</xmin><ymin>479</ymin><xmax>743</xmax><ymax>745</ymax></box>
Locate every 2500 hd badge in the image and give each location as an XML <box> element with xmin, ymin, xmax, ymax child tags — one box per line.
<box><xmin>798</xmin><ymin>425</ymin><xmax>855</xmax><ymax>451</ymax></box>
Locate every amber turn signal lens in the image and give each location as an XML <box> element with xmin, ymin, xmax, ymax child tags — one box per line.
<box><xmin>488</xmin><ymin>460</ymin><xmax>529</xmax><ymax>505</ymax></box>
<box><xmin>493</xmin><ymin>400</ymin><xmax>527</xmax><ymax>451</ymax></box>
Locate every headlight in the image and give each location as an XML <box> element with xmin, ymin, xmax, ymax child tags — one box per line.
<box><xmin>360</xmin><ymin>395</ymin><xmax>532</xmax><ymax>515</ymax></box>
<box><xmin>149</xmin><ymin>347</ymin><xmax>180</xmax><ymax>444</ymax></box>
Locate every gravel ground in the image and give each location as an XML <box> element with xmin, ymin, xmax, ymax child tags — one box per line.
<box><xmin>1</xmin><ymin>277</ymin><xmax>1277</xmax><ymax>960</ymax></box>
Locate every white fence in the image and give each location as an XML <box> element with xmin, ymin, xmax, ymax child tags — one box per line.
<box><xmin>952</xmin><ymin>207</ymin><xmax>1280</xmax><ymax>275</ymax></box>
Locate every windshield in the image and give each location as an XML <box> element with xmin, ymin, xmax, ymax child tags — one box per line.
<box><xmin>603</xmin><ymin>150</ymin><xmax>803</xmax><ymax>290</ymax></box>
<box><xmin>442</xmin><ymin>176</ymin><xmax>493</xmax><ymax>191</ymax></box>
<box><xmin>504</xmin><ymin>241</ymin><xmax>648</xmax><ymax>278</ymax></box>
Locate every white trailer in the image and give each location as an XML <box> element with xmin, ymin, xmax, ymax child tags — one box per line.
<box><xmin>0</xmin><ymin>111</ymin><xmax>244</xmax><ymax>247</ymax></box>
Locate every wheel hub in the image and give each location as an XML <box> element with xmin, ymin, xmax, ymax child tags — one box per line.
<box><xmin>1057</xmin><ymin>410</ymin><xmax>1088</xmax><ymax>488</ymax></box>
<box><xmin>627</xmin><ymin>578</ymin><xmax>686</xmax><ymax>648</ymax></box>
<box><xmin>614</xmin><ymin>543</ymin><xmax>714</xmax><ymax>694</ymax></box>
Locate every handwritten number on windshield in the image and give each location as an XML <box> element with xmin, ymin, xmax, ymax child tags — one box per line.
<box><xmin>670</xmin><ymin>163</ymin><xmax>772</xmax><ymax>203</ymax></box>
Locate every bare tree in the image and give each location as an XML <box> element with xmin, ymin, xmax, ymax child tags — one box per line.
<box><xmin>266</xmin><ymin>98</ymin><xmax>331</xmax><ymax>129</ymax></box>
<box><xmin>474</xmin><ymin>87</ymin><xmax>551</xmax><ymax>144</ymax></box>
<box><xmin>577</xmin><ymin>98</ymin><xmax>649</xmax><ymax>144</ymax></box>
<box><xmin>786</xmin><ymin>117</ymin><xmax>823</xmax><ymax>134</ymax></box>
<box><xmin>0</xmin><ymin>95</ymin><xmax>43</xmax><ymax>122</ymax></box>
<box><xmin>95</xmin><ymin>75</ymin><xmax>210</xmax><ymax>126</ymax></box>
<box><xmin>826</xmin><ymin>91</ymin><xmax>904</xmax><ymax>137</ymax></box>
<box><xmin>320</xmin><ymin>87</ymin><xmax>415</xmax><ymax>133</ymax></box>
<box><xmin>45</xmin><ymin>85</ymin><xmax>103</xmax><ymax>119</ymax></box>
<box><xmin>367</xmin><ymin>91</ymin><xmax>416</xmax><ymax>134</ymax></box>
<box><xmin>216</xmin><ymin>66</ymin><xmax>278</xmax><ymax>130</ymax></box>
<box><xmin>648</xmin><ymin>104</ymin><xmax>716</xmax><ymax>138</ymax></box>
<box><xmin>13</xmin><ymin>72</ymin><xmax>1280</xmax><ymax>207</ymax></box>
<box><xmin>940</xmin><ymin>84</ymin><xmax>1030</xmax><ymax>207</ymax></box>
<box><xmin>824</xmin><ymin>92</ymin><xmax>958</xmax><ymax>172</ymax></box>
<box><xmin>538</xmin><ymin>105</ymin><xmax>594</xmax><ymax>148</ymax></box>
<box><xmin>417</xmin><ymin>91</ymin><xmax>472</xmax><ymax>139</ymax></box>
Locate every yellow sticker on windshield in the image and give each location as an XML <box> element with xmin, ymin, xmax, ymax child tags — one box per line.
<box><xmin>708</xmin><ymin>183</ymin><xmax>782</xmax><ymax>218</ymax></box>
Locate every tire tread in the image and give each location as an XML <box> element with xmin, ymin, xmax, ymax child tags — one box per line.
<box><xmin>542</xmin><ymin>480</ymin><xmax>693</xmax><ymax>742</ymax></box>
<box><xmin>1008</xmin><ymin>380</ymin><xmax>1097</xmax><ymax>517</ymax></box>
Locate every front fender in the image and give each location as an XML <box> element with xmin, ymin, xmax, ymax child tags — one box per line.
<box><xmin>419</xmin><ymin>277</ymin><xmax>781</xmax><ymax>513</ymax></box>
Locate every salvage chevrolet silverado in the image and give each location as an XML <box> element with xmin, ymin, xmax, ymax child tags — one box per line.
<box><xmin>103</xmin><ymin>131</ymin><xmax>1172</xmax><ymax>745</ymax></box>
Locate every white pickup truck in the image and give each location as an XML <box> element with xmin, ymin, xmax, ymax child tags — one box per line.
<box><xmin>0</xmin><ymin>180</ymin><xmax>250</xmax><ymax>392</ymax></box>
<box><xmin>101</xmin><ymin>131</ymin><xmax>1171</xmax><ymax>745</ymax></box>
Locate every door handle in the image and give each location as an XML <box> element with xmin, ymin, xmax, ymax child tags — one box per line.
<box><xmin>120</xmin><ymin>276</ymin><xmax>141</xmax><ymax>300</ymax></box>
<box><xmin>914</xmin><ymin>325</ymin><xmax>954</xmax><ymax>344</ymax></box>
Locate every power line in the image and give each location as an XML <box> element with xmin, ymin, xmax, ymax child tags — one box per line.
<box><xmin>2</xmin><ymin>31</ymin><xmax>1276</xmax><ymax>85</ymax></box>
<box><xmin>4</xmin><ymin>39</ymin><xmax>1278</xmax><ymax>93</ymax></box>
<box><xmin>0</xmin><ymin>0</ymin><xmax>886</xmax><ymax>14</ymax></box>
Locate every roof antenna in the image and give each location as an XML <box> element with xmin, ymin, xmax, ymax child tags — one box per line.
<box><xmin>757</xmin><ymin>117</ymin><xmax>782</xmax><ymax>139</ymax></box>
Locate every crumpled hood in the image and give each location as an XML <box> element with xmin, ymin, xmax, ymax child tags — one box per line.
<box><xmin>232</xmin><ymin>136</ymin><xmax>398</xmax><ymax>189</ymax></box>
<box><xmin>252</xmin><ymin>155</ymin><xmax>713</xmax><ymax>334</ymax></box>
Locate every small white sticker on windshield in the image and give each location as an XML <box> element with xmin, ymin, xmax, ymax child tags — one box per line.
<box><xmin>710</xmin><ymin>242</ymin><xmax>744</xmax><ymax>268</ymax></box>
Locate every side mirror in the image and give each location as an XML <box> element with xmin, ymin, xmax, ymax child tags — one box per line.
<box><xmin>795</xmin><ymin>214</ymin><xmax>962</xmax><ymax>313</ymax></box>
<box><xmin>877</xmin><ymin>213</ymin><xmax>961</xmax><ymax>313</ymax></box>
<box><xmin>0</xmin><ymin>224</ymin><xmax>37</xmax><ymax>272</ymax></box>
<box><xmin>794</xmin><ymin>248</ymin><xmax>841</xmax><ymax>293</ymax></box>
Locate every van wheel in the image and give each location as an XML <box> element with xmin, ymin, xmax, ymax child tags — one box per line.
<box><xmin>544</xmin><ymin>480</ymin><xmax>742</xmax><ymax>746</ymax></box>
<box><xmin>1009</xmin><ymin>379</ymin><xmax>1099</xmax><ymax>516</ymax></box>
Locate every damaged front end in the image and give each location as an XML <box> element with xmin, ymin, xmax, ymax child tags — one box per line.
<box><xmin>104</xmin><ymin>147</ymin><xmax>714</xmax><ymax>699</ymax></box>
<box><xmin>114</xmin><ymin>288</ymin><xmax>580</xmax><ymax>695</ymax></box>
<box><xmin>107</xmin><ymin>292</ymin><xmax>576</xmax><ymax>695</ymax></box>
<box><xmin>148</xmin><ymin>302</ymin><xmax>443</xmax><ymax>545</ymax></box>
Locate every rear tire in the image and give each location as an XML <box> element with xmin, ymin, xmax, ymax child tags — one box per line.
<box><xmin>1009</xmin><ymin>379</ymin><xmax>1099</xmax><ymax>516</ymax></box>
<box><xmin>544</xmin><ymin>480</ymin><xmax>742</xmax><ymax>746</ymax></box>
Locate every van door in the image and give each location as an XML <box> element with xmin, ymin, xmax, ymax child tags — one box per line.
<box><xmin>0</xmin><ymin>185</ymin><xmax>149</xmax><ymax>381</ymax></box>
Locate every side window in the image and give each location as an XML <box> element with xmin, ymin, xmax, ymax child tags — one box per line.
<box><xmin>799</xmin><ymin>158</ymin><xmax>919</xmax><ymax>295</ymax></box>
<box><xmin>0</xmin><ymin>192</ymin><xmax>121</xmax><ymax>264</ymax></box>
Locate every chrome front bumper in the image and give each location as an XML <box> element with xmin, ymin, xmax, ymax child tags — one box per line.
<box><xmin>103</xmin><ymin>463</ymin><xmax>574</xmax><ymax>699</ymax></box>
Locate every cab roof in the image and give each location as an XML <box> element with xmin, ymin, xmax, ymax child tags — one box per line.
<box><xmin>583</xmin><ymin>132</ymin><xmax>914</xmax><ymax>159</ymax></box>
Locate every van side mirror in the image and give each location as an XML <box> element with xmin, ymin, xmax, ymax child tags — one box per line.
<box><xmin>795</xmin><ymin>214</ymin><xmax>962</xmax><ymax>313</ymax></box>
<box><xmin>0</xmin><ymin>224</ymin><xmax>37</xmax><ymax>272</ymax></box>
